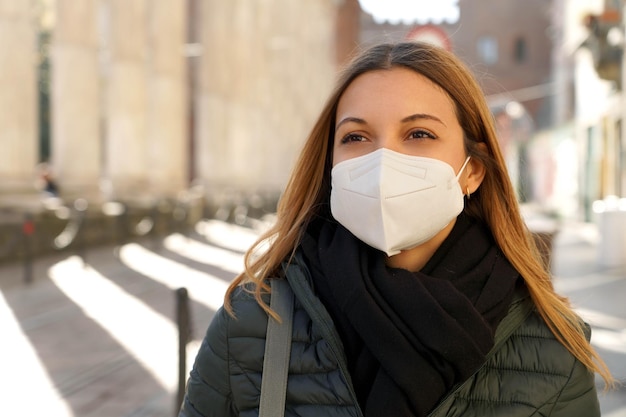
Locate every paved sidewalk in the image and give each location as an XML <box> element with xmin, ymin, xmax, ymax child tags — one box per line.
<box><xmin>0</xmin><ymin>228</ymin><xmax>241</xmax><ymax>417</ymax></box>
<box><xmin>550</xmin><ymin>220</ymin><xmax>626</xmax><ymax>417</ymax></box>
<box><xmin>0</xmin><ymin>219</ymin><xmax>624</xmax><ymax>416</ymax></box>
<box><xmin>1</xmin><ymin>246</ymin><xmax>177</xmax><ymax>416</ymax></box>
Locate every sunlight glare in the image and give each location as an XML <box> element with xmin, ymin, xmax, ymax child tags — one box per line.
<box><xmin>589</xmin><ymin>328</ymin><xmax>626</xmax><ymax>354</ymax></box>
<box><xmin>118</xmin><ymin>243</ymin><xmax>230</xmax><ymax>311</ymax></box>
<box><xmin>358</xmin><ymin>0</ymin><xmax>459</xmax><ymax>24</ymax></box>
<box><xmin>48</xmin><ymin>256</ymin><xmax>178</xmax><ymax>391</ymax></box>
<box><xmin>0</xmin><ymin>291</ymin><xmax>74</xmax><ymax>416</ymax></box>
<box><xmin>163</xmin><ymin>233</ymin><xmax>245</xmax><ymax>274</ymax></box>
<box><xmin>195</xmin><ymin>219</ymin><xmax>260</xmax><ymax>253</ymax></box>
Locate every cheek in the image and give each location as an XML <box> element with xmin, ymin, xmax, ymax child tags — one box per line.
<box><xmin>331</xmin><ymin>147</ymin><xmax>340</xmax><ymax>167</ymax></box>
<box><xmin>331</xmin><ymin>143</ymin><xmax>355</xmax><ymax>167</ymax></box>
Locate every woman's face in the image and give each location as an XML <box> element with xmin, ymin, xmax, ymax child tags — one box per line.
<box><xmin>331</xmin><ymin>66</ymin><xmax>485</xmax><ymax>271</ymax></box>
<box><xmin>333</xmin><ymin>67</ymin><xmax>468</xmax><ymax>175</ymax></box>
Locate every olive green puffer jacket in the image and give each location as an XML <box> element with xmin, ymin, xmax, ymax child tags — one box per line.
<box><xmin>179</xmin><ymin>254</ymin><xmax>600</xmax><ymax>417</ymax></box>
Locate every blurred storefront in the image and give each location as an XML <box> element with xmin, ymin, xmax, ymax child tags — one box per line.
<box><xmin>575</xmin><ymin>0</ymin><xmax>626</xmax><ymax>221</ymax></box>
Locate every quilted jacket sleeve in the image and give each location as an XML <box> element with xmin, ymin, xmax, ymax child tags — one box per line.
<box><xmin>179</xmin><ymin>286</ymin><xmax>269</xmax><ymax>417</ymax></box>
<box><xmin>179</xmin><ymin>305</ymin><xmax>237</xmax><ymax>417</ymax></box>
<box><xmin>548</xmin><ymin>356</ymin><xmax>600</xmax><ymax>417</ymax></box>
<box><xmin>428</xmin><ymin>300</ymin><xmax>603</xmax><ymax>417</ymax></box>
<box><xmin>547</xmin><ymin>323</ymin><xmax>601</xmax><ymax>417</ymax></box>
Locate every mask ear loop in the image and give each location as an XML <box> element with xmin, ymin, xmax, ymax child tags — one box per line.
<box><xmin>455</xmin><ymin>156</ymin><xmax>471</xmax><ymax>179</ymax></box>
<box><xmin>456</xmin><ymin>157</ymin><xmax>472</xmax><ymax>199</ymax></box>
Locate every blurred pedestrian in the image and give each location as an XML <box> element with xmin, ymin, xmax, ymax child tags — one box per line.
<box><xmin>36</xmin><ymin>162</ymin><xmax>59</xmax><ymax>198</ymax></box>
<box><xmin>180</xmin><ymin>41</ymin><xmax>614</xmax><ymax>417</ymax></box>
<box><xmin>42</xmin><ymin>171</ymin><xmax>59</xmax><ymax>197</ymax></box>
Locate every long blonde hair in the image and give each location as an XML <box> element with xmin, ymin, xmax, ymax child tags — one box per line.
<box><xmin>225</xmin><ymin>41</ymin><xmax>614</xmax><ymax>386</ymax></box>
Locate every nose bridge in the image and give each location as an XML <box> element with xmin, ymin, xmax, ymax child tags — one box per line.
<box><xmin>376</xmin><ymin>133</ymin><xmax>402</xmax><ymax>153</ymax></box>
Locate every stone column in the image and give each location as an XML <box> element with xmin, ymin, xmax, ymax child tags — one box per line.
<box><xmin>195</xmin><ymin>0</ymin><xmax>336</xmax><ymax>201</ymax></box>
<box><xmin>335</xmin><ymin>0</ymin><xmax>361</xmax><ymax>68</ymax></box>
<box><xmin>105</xmin><ymin>0</ymin><xmax>148</xmax><ymax>201</ymax></box>
<box><xmin>260</xmin><ymin>0</ymin><xmax>336</xmax><ymax>190</ymax></box>
<box><xmin>146</xmin><ymin>1</ymin><xmax>188</xmax><ymax>198</ymax></box>
<box><xmin>51</xmin><ymin>0</ymin><xmax>101</xmax><ymax>200</ymax></box>
<box><xmin>0</xmin><ymin>0</ymin><xmax>38</xmax><ymax>202</ymax></box>
<box><xmin>195</xmin><ymin>1</ymin><xmax>231</xmax><ymax>191</ymax></box>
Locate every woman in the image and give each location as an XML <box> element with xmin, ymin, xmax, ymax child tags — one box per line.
<box><xmin>180</xmin><ymin>42</ymin><xmax>613</xmax><ymax>417</ymax></box>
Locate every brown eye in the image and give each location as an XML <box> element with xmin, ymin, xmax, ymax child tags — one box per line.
<box><xmin>409</xmin><ymin>129</ymin><xmax>437</xmax><ymax>140</ymax></box>
<box><xmin>340</xmin><ymin>133</ymin><xmax>367</xmax><ymax>144</ymax></box>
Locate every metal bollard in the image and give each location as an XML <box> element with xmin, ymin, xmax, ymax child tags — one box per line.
<box><xmin>175</xmin><ymin>287</ymin><xmax>192</xmax><ymax>415</ymax></box>
<box><xmin>74</xmin><ymin>199</ymin><xmax>88</xmax><ymax>267</ymax></box>
<box><xmin>22</xmin><ymin>214</ymin><xmax>35</xmax><ymax>284</ymax></box>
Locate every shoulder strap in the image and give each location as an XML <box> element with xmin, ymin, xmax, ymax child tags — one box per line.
<box><xmin>259</xmin><ymin>278</ymin><xmax>294</xmax><ymax>417</ymax></box>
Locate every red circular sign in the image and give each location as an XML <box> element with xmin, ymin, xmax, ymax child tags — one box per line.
<box><xmin>406</xmin><ymin>25</ymin><xmax>452</xmax><ymax>51</ymax></box>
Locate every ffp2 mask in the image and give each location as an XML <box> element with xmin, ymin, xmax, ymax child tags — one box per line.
<box><xmin>330</xmin><ymin>148</ymin><xmax>470</xmax><ymax>256</ymax></box>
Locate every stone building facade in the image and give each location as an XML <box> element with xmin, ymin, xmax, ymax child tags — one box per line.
<box><xmin>0</xmin><ymin>0</ymin><xmax>347</xmax><ymax>209</ymax></box>
<box><xmin>0</xmin><ymin>1</ymin><xmax>39</xmax><ymax>204</ymax></box>
<box><xmin>2</xmin><ymin>0</ymin><xmax>576</xmax><ymax>213</ymax></box>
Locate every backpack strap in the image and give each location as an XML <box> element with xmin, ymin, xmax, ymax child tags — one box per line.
<box><xmin>259</xmin><ymin>278</ymin><xmax>294</xmax><ymax>417</ymax></box>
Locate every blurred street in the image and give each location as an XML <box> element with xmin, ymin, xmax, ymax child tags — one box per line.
<box><xmin>0</xmin><ymin>218</ymin><xmax>624</xmax><ymax>417</ymax></box>
<box><xmin>0</xmin><ymin>219</ymin><xmax>261</xmax><ymax>417</ymax></box>
<box><xmin>551</xmin><ymin>221</ymin><xmax>626</xmax><ymax>416</ymax></box>
<box><xmin>1</xmin><ymin>1</ymin><xmax>625</xmax><ymax>416</ymax></box>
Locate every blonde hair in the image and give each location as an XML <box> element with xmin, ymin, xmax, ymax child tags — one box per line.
<box><xmin>225</xmin><ymin>42</ymin><xmax>614</xmax><ymax>387</ymax></box>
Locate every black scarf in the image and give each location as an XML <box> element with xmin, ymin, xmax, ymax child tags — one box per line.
<box><xmin>300</xmin><ymin>213</ymin><xmax>520</xmax><ymax>416</ymax></box>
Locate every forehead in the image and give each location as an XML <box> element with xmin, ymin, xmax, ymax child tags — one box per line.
<box><xmin>337</xmin><ymin>67</ymin><xmax>456</xmax><ymax>117</ymax></box>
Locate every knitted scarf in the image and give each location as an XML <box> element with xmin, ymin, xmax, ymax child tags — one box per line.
<box><xmin>300</xmin><ymin>213</ymin><xmax>520</xmax><ymax>416</ymax></box>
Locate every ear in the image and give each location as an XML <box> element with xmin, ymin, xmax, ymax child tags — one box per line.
<box><xmin>465</xmin><ymin>142</ymin><xmax>487</xmax><ymax>195</ymax></box>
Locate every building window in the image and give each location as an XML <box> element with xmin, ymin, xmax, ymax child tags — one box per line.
<box><xmin>514</xmin><ymin>37</ymin><xmax>527</xmax><ymax>63</ymax></box>
<box><xmin>477</xmin><ymin>36</ymin><xmax>498</xmax><ymax>65</ymax></box>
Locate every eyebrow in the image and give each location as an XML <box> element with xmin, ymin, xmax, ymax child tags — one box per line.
<box><xmin>401</xmin><ymin>113</ymin><xmax>447</xmax><ymax>127</ymax></box>
<box><xmin>334</xmin><ymin>116</ymin><xmax>365</xmax><ymax>133</ymax></box>
<box><xmin>335</xmin><ymin>113</ymin><xmax>447</xmax><ymax>132</ymax></box>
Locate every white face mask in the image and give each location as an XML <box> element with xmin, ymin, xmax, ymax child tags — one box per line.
<box><xmin>330</xmin><ymin>148</ymin><xmax>471</xmax><ymax>256</ymax></box>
